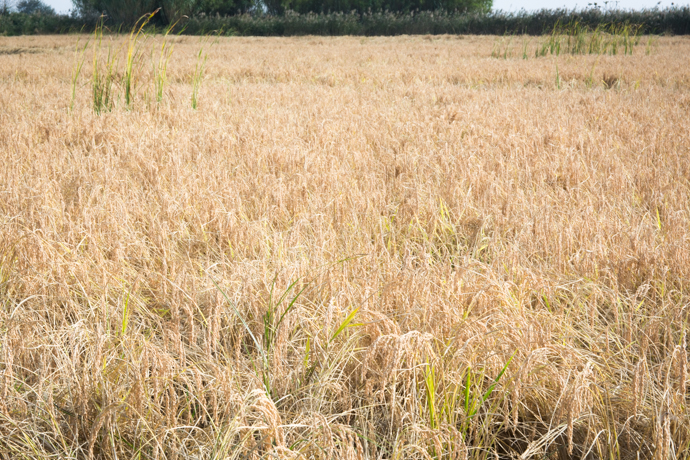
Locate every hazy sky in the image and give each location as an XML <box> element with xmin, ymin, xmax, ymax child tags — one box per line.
<box><xmin>40</xmin><ymin>0</ymin><xmax>689</xmax><ymax>14</ymax></box>
<box><xmin>38</xmin><ymin>0</ymin><xmax>72</xmax><ymax>14</ymax></box>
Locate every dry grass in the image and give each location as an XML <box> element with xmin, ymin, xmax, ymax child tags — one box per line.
<box><xmin>1</xmin><ymin>33</ymin><xmax>690</xmax><ymax>459</ymax></box>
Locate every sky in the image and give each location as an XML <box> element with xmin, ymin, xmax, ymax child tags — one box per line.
<box><xmin>39</xmin><ymin>0</ymin><xmax>689</xmax><ymax>14</ymax></box>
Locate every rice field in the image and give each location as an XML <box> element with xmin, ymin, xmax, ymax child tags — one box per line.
<box><xmin>1</xmin><ymin>33</ymin><xmax>690</xmax><ymax>459</ymax></box>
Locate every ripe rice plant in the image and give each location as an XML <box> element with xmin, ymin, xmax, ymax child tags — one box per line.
<box><xmin>1</xmin><ymin>33</ymin><xmax>690</xmax><ymax>460</ymax></box>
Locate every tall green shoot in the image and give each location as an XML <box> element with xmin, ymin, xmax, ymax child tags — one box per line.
<box><xmin>124</xmin><ymin>10</ymin><xmax>158</xmax><ymax>108</ymax></box>
<box><xmin>646</xmin><ymin>35</ymin><xmax>656</xmax><ymax>55</ymax></box>
<box><xmin>522</xmin><ymin>37</ymin><xmax>530</xmax><ymax>59</ymax></box>
<box><xmin>424</xmin><ymin>361</ymin><xmax>438</xmax><ymax>430</ymax></box>
<box><xmin>212</xmin><ymin>275</ymin><xmax>307</xmax><ymax>397</ymax></box>
<box><xmin>419</xmin><ymin>352</ymin><xmax>515</xmax><ymax>456</ymax></box>
<box><xmin>503</xmin><ymin>35</ymin><xmax>513</xmax><ymax>59</ymax></box>
<box><xmin>70</xmin><ymin>36</ymin><xmax>89</xmax><ymax>113</ymax></box>
<box><xmin>191</xmin><ymin>37</ymin><xmax>210</xmax><ymax>110</ymax></box>
<box><xmin>263</xmin><ymin>275</ymin><xmax>307</xmax><ymax>356</ymax></box>
<box><xmin>153</xmin><ymin>20</ymin><xmax>181</xmax><ymax>104</ymax></box>
<box><xmin>92</xmin><ymin>17</ymin><xmax>117</xmax><ymax>115</ymax></box>
<box><xmin>555</xmin><ymin>61</ymin><xmax>561</xmax><ymax>90</ymax></box>
<box><xmin>586</xmin><ymin>56</ymin><xmax>600</xmax><ymax>88</ymax></box>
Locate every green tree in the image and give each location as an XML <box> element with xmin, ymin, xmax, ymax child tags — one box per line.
<box><xmin>72</xmin><ymin>0</ymin><xmax>159</xmax><ymax>24</ymax></box>
<box><xmin>16</xmin><ymin>0</ymin><xmax>55</xmax><ymax>14</ymax></box>
<box><xmin>195</xmin><ymin>0</ymin><xmax>254</xmax><ymax>16</ymax></box>
<box><xmin>72</xmin><ymin>0</ymin><xmax>253</xmax><ymax>24</ymax></box>
<box><xmin>72</xmin><ymin>0</ymin><xmax>491</xmax><ymax>21</ymax></box>
<box><xmin>0</xmin><ymin>0</ymin><xmax>14</xmax><ymax>15</ymax></box>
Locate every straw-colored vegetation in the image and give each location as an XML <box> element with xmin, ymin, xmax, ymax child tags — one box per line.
<box><xmin>1</xmin><ymin>33</ymin><xmax>689</xmax><ymax>459</ymax></box>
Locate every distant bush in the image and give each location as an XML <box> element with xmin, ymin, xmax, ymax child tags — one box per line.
<box><xmin>0</xmin><ymin>11</ymin><xmax>85</xmax><ymax>35</ymax></box>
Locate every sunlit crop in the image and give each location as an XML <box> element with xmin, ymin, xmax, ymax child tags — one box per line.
<box><xmin>0</xmin><ymin>33</ymin><xmax>689</xmax><ymax>459</ymax></box>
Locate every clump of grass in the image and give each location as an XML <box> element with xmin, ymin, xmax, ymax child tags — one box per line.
<box><xmin>585</xmin><ymin>56</ymin><xmax>599</xmax><ymax>88</ymax></box>
<box><xmin>123</xmin><ymin>10</ymin><xmax>157</xmax><ymax>108</ymax></box>
<box><xmin>191</xmin><ymin>38</ymin><xmax>209</xmax><ymax>110</ymax></box>
<box><xmin>92</xmin><ymin>17</ymin><xmax>117</xmax><ymax>114</ymax></box>
<box><xmin>75</xmin><ymin>12</ymin><xmax>182</xmax><ymax>112</ymax></box>
<box><xmin>538</xmin><ymin>21</ymin><xmax>642</xmax><ymax>57</ymax></box>
<box><xmin>555</xmin><ymin>60</ymin><xmax>561</xmax><ymax>89</ymax></box>
<box><xmin>152</xmin><ymin>21</ymin><xmax>181</xmax><ymax>104</ymax></box>
<box><xmin>491</xmin><ymin>35</ymin><xmax>516</xmax><ymax>59</ymax></box>
<box><xmin>645</xmin><ymin>35</ymin><xmax>658</xmax><ymax>55</ymax></box>
<box><xmin>496</xmin><ymin>21</ymin><xmax>645</xmax><ymax>60</ymax></box>
<box><xmin>213</xmin><ymin>274</ymin><xmax>307</xmax><ymax>396</ymax></box>
<box><xmin>522</xmin><ymin>37</ymin><xmax>530</xmax><ymax>59</ymax></box>
<box><xmin>603</xmin><ymin>72</ymin><xmax>620</xmax><ymax>89</ymax></box>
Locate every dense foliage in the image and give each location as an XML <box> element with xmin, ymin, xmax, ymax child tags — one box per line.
<box><xmin>69</xmin><ymin>0</ymin><xmax>491</xmax><ymax>21</ymax></box>
<box><xmin>1</xmin><ymin>6</ymin><xmax>689</xmax><ymax>36</ymax></box>
<box><xmin>275</xmin><ymin>0</ymin><xmax>491</xmax><ymax>15</ymax></box>
<box><xmin>181</xmin><ymin>7</ymin><xmax>690</xmax><ymax>36</ymax></box>
<box><xmin>0</xmin><ymin>9</ymin><xmax>81</xmax><ymax>34</ymax></box>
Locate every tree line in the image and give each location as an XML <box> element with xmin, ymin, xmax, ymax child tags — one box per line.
<box><xmin>47</xmin><ymin>0</ymin><xmax>490</xmax><ymax>24</ymax></box>
<box><xmin>2</xmin><ymin>0</ymin><xmax>688</xmax><ymax>36</ymax></box>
